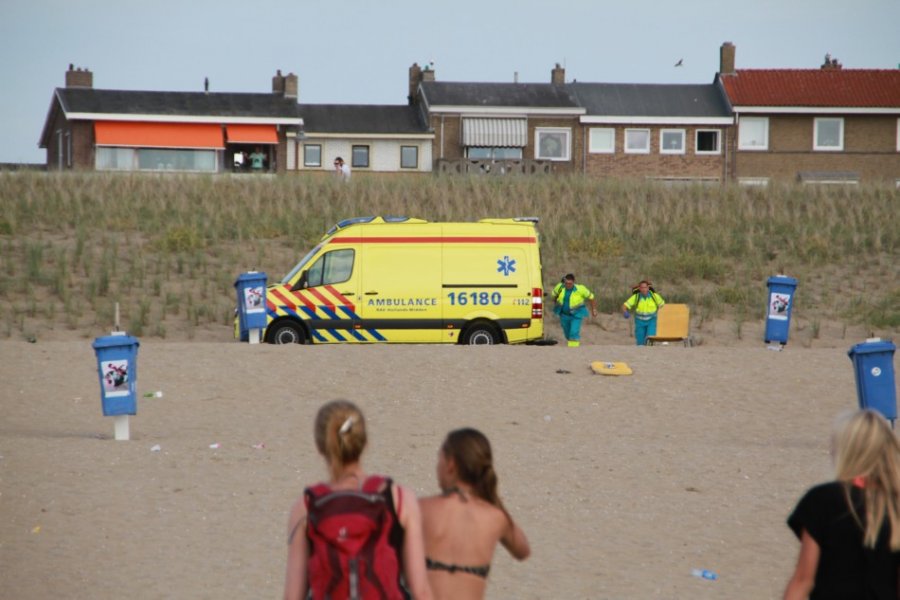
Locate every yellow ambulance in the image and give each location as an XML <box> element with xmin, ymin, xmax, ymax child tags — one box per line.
<box><xmin>253</xmin><ymin>216</ymin><xmax>545</xmax><ymax>344</ymax></box>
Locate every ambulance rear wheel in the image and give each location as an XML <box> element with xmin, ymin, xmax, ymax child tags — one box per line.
<box><xmin>462</xmin><ymin>323</ymin><xmax>501</xmax><ymax>345</ymax></box>
<box><xmin>266</xmin><ymin>321</ymin><xmax>306</xmax><ymax>344</ymax></box>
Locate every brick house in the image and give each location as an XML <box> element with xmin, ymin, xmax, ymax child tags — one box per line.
<box><xmin>38</xmin><ymin>65</ymin><xmax>302</xmax><ymax>173</ymax></box>
<box><xmin>293</xmin><ymin>104</ymin><xmax>433</xmax><ymax>174</ymax></box>
<box><xmin>717</xmin><ymin>42</ymin><xmax>900</xmax><ymax>186</ymax></box>
<box><xmin>569</xmin><ymin>82</ymin><xmax>732</xmax><ymax>182</ymax></box>
<box><xmin>410</xmin><ymin>63</ymin><xmax>585</xmax><ymax>175</ymax></box>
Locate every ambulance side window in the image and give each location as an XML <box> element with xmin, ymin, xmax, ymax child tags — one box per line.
<box><xmin>306</xmin><ymin>249</ymin><xmax>354</xmax><ymax>287</ymax></box>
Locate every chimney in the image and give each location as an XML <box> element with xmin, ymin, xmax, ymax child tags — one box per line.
<box><xmin>422</xmin><ymin>63</ymin><xmax>435</xmax><ymax>82</ymax></box>
<box><xmin>408</xmin><ymin>62</ymin><xmax>422</xmax><ymax>104</ymax></box>
<box><xmin>720</xmin><ymin>42</ymin><xmax>736</xmax><ymax>75</ymax></box>
<box><xmin>272</xmin><ymin>69</ymin><xmax>285</xmax><ymax>95</ymax></box>
<box><xmin>551</xmin><ymin>63</ymin><xmax>565</xmax><ymax>85</ymax></box>
<box><xmin>284</xmin><ymin>72</ymin><xmax>298</xmax><ymax>99</ymax></box>
<box><xmin>65</xmin><ymin>64</ymin><xmax>93</xmax><ymax>88</ymax></box>
<box><xmin>821</xmin><ymin>53</ymin><xmax>843</xmax><ymax>70</ymax></box>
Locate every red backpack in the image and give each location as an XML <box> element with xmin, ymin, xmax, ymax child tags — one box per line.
<box><xmin>305</xmin><ymin>475</ymin><xmax>407</xmax><ymax>600</ymax></box>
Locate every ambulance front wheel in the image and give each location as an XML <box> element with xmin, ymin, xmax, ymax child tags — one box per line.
<box><xmin>462</xmin><ymin>322</ymin><xmax>502</xmax><ymax>345</ymax></box>
<box><xmin>265</xmin><ymin>320</ymin><xmax>306</xmax><ymax>344</ymax></box>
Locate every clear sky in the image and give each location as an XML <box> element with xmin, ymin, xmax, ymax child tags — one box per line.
<box><xmin>1</xmin><ymin>0</ymin><xmax>898</xmax><ymax>164</ymax></box>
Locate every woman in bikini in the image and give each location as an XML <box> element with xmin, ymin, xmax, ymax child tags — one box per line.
<box><xmin>420</xmin><ymin>428</ymin><xmax>530</xmax><ymax>599</ymax></box>
<box><xmin>283</xmin><ymin>400</ymin><xmax>432</xmax><ymax>600</ymax></box>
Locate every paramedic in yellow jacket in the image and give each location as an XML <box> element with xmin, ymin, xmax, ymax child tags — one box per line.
<box><xmin>622</xmin><ymin>280</ymin><xmax>665</xmax><ymax>346</ymax></box>
<box><xmin>552</xmin><ymin>274</ymin><xmax>597</xmax><ymax>347</ymax></box>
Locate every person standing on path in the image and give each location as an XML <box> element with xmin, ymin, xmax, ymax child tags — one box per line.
<box><xmin>622</xmin><ymin>280</ymin><xmax>665</xmax><ymax>346</ymax></box>
<box><xmin>551</xmin><ymin>273</ymin><xmax>597</xmax><ymax>347</ymax></box>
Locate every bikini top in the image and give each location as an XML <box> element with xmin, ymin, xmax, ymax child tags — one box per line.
<box><xmin>425</xmin><ymin>557</ymin><xmax>490</xmax><ymax>579</ymax></box>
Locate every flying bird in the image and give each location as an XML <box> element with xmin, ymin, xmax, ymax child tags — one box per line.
<box><xmin>674</xmin><ymin>58</ymin><xmax>684</xmax><ymax>67</ymax></box>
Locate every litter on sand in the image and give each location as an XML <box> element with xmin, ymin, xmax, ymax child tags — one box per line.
<box><xmin>150</xmin><ymin>444</ymin><xmax>161</xmax><ymax>452</ymax></box>
<box><xmin>555</xmin><ymin>369</ymin><xmax>571</xmax><ymax>374</ymax></box>
<box><xmin>591</xmin><ymin>361</ymin><xmax>633</xmax><ymax>376</ymax></box>
<box><xmin>209</xmin><ymin>443</ymin><xmax>220</xmax><ymax>449</ymax></box>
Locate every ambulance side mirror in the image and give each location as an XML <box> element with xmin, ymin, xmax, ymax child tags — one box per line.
<box><xmin>292</xmin><ymin>271</ymin><xmax>308</xmax><ymax>292</ymax></box>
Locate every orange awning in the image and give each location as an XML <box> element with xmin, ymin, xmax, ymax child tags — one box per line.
<box><xmin>94</xmin><ymin>121</ymin><xmax>224</xmax><ymax>149</ymax></box>
<box><xmin>226</xmin><ymin>124</ymin><xmax>278</xmax><ymax>144</ymax></box>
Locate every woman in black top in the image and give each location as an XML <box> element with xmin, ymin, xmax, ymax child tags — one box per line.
<box><xmin>784</xmin><ymin>409</ymin><xmax>900</xmax><ymax>599</ymax></box>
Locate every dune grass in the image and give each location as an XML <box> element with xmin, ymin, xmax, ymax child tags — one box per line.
<box><xmin>0</xmin><ymin>171</ymin><xmax>897</xmax><ymax>340</ymax></box>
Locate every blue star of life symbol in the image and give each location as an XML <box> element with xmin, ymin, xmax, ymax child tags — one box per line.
<box><xmin>497</xmin><ymin>255</ymin><xmax>516</xmax><ymax>276</ymax></box>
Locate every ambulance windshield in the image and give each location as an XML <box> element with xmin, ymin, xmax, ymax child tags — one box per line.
<box><xmin>281</xmin><ymin>243</ymin><xmax>324</xmax><ymax>285</ymax></box>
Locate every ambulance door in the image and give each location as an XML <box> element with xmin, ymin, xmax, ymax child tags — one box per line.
<box><xmin>442</xmin><ymin>243</ymin><xmax>531</xmax><ymax>342</ymax></box>
<box><xmin>358</xmin><ymin>241</ymin><xmax>442</xmax><ymax>342</ymax></box>
<box><xmin>295</xmin><ymin>246</ymin><xmax>362</xmax><ymax>343</ymax></box>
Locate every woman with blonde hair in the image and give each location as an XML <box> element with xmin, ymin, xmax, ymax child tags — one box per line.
<box><xmin>784</xmin><ymin>409</ymin><xmax>900</xmax><ymax>599</ymax></box>
<box><xmin>284</xmin><ymin>400</ymin><xmax>432</xmax><ymax>600</ymax></box>
<box><xmin>420</xmin><ymin>428</ymin><xmax>530</xmax><ymax>600</ymax></box>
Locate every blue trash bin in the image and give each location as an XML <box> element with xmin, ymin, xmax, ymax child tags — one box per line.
<box><xmin>848</xmin><ymin>339</ymin><xmax>897</xmax><ymax>423</ymax></box>
<box><xmin>92</xmin><ymin>335</ymin><xmax>140</xmax><ymax>416</ymax></box>
<box><xmin>765</xmin><ymin>275</ymin><xmax>798</xmax><ymax>345</ymax></box>
<box><xmin>235</xmin><ymin>271</ymin><xmax>268</xmax><ymax>342</ymax></box>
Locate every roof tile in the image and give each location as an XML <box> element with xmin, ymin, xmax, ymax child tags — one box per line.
<box><xmin>720</xmin><ymin>69</ymin><xmax>900</xmax><ymax>107</ymax></box>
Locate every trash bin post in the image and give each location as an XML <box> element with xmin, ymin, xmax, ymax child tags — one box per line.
<box><xmin>848</xmin><ymin>338</ymin><xmax>897</xmax><ymax>426</ymax></box>
<box><xmin>91</xmin><ymin>333</ymin><xmax>140</xmax><ymax>440</ymax></box>
<box><xmin>234</xmin><ymin>271</ymin><xmax>268</xmax><ymax>344</ymax></box>
<box><xmin>765</xmin><ymin>275</ymin><xmax>798</xmax><ymax>346</ymax></box>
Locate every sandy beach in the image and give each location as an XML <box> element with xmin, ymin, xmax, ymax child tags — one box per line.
<box><xmin>2</xmin><ymin>321</ymin><xmax>896</xmax><ymax>599</ymax></box>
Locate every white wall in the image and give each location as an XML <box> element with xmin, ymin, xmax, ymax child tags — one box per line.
<box><xmin>294</xmin><ymin>137</ymin><xmax>432</xmax><ymax>173</ymax></box>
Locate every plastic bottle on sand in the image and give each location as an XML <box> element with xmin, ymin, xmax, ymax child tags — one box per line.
<box><xmin>691</xmin><ymin>569</ymin><xmax>718</xmax><ymax>580</ymax></box>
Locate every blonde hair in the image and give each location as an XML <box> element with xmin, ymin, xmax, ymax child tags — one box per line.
<box><xmin>314</xmin><ymin>400</ymin><xmax>367</xmax><ymax>479</ymax></box>
<box><xmin>832</xmin><ymin>409</ymin><xmax>900</xmax><ymax>549</ymax></box>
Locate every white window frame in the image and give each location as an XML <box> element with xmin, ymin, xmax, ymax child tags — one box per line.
<box><xmin>535</xmin><ymin>128</ymin><xmax>571</xmax><ymax>161</ymax></box>
<box><xmin>303</xmin><ymin>144</ymin><xmax>321</xmax><ymax>167</ymax></box>
<box><xmin>695</xmin><ymin>129</ymin><xmax>721</xmax><ymax>155</ymax></box>
<box><xmin>814</xmin><ymin>117</ymin><xmax>844</xmax><ymax>151</ymax></box>
<box><xmin>588</xmin><ymin>127</ymin><xmax>615</xmax><ymax>154</ymax></box>
<box><xmin>624</xmin><ymin>129</ymin><xmax>651</xmax><ymax>154</ymax></box>
<box><xmin>738</xmin><ymin>116</ymin><xmax>769</xmax><ymax>151</ymax></box>
<box><xmin>660</xmin><ymin>129</ymin><xmax>686</xmax><ymax>155</ymax></box>
<box><xmin>895</xmin><ymin>119</ymin><xmax>900</xmax><ymax>152</ymax></box>
<box><xmin>400</xmin><ymin>145</ymin><xmax>418</xmax><ymax>169</ymax></box>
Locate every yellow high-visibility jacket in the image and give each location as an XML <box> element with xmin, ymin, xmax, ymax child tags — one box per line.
<box><xmin>623</xmin><ymin>291</ymin><xmax>665</xmax><ymax>320</ymax></box>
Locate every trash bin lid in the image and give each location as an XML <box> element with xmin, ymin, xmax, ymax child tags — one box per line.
<box><xmin>767</xmin><ymin>275</ymin><xmax>798</xmax><ymax>287</ymax></box>
<box><xmin>234</xmin><ymin>271</ymin><xmax>268</xmax><ymax>287</ymax></box>
<box><xmin>848</xmin><ymin>340</ymin><xmax>896</xmax><ymax>358</ymax></box>
<box><xmin>92</xmin><ymin>335</ymin><xmax>140</xmax><ymax>350</ymax></box>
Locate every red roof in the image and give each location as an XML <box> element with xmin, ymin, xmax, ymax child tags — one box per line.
<box><xmin>720</xmin><ymin>69</ymin><xmax>900</xmax><ymax>108</ymax></box>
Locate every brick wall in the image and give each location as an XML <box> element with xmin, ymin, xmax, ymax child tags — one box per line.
<box><xmin>584</xmin><ymin>125</ymin><xmax>728</xmax><ymax>181</ymax></box>
<box><xmin>427</xmin><ymin>113</ymin><xmax>583</xmax><ymax>173</ymax></box>
<box><xmin>737</xmin><ymin>114</ymin><xmax>900</xmax><ymax>182</ymax></box>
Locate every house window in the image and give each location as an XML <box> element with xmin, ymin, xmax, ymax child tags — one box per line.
<box><xmin>535</xmin><ymin>128</ymin><xmax>571</xmax><ymax>161</ymax></box>
<box><xmin>96</xmin><ymin>147</ymin><xmax>135</xmax><ymax>170</ymax></box>
<box><xmin>466</xmin><ymin>147</ymin><xmax>523</xmax><ymax>160</ymax></box>
<box><xmin>137</xmin><ymin>148</ymin><xmax>216</xmax><ymax>172</ymax></box>
<box><xmin>738</xmin><ymin>117</ymin><xmax>768</xmax><ymax>150</ymax></box>
<box><xmin>660</xmin><ymin>129</ymin><xmax>685</xmax><ymax>154</ymax></box>
<box><xmin>897</xmin><ymin>119</ymin><xmax>900</xmax><ymax>152</ymax></box>
<box><xmin>589</xmin><ymin>128</ymin><xmax>615</xmax><ymax>153</ymax></box>
<box><xmin>65</xmin><ymin>132</ymin><xmax>72</xmax><ymax>167</ymax></box>
<box><xmin>352</xmin><ymin>145</ymin><xmax>369</xmax><ymax>168</ymax></box>
<box><xmin>814</xmin><ymin>118</ymin><xmax>844</xmax><ymax>151</ymax></box>
<box><xmin>624</xmin><ymin>129</ymin><xmax>650</xmax><ymax>154</ymax></box>
<box><xmin>304</xmin><ymin>144</ymin><xmax>321</xmax><ymax>167</ymax></box>
<box><xmin>695</xmin><ymin>130</ymin><xmax>721</xmax><ymax>154</ymax></box>
<box><xmin>400</xmin><ymin>146</ymin><xmax>418</xmax><ymax>169</ymax></box>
